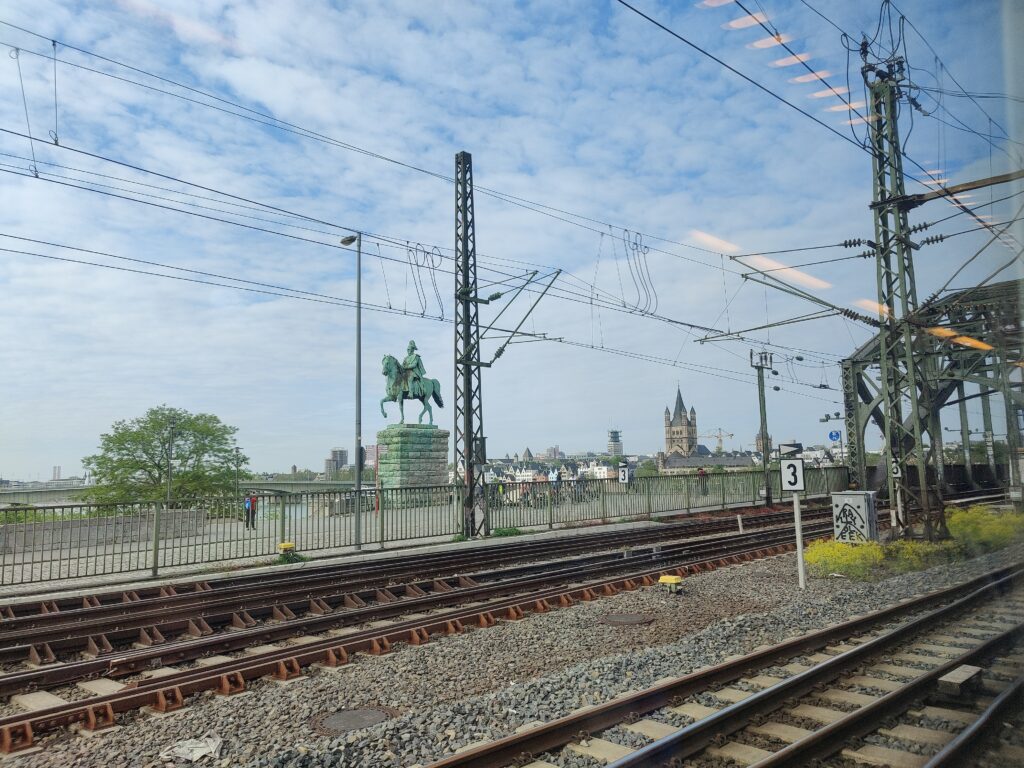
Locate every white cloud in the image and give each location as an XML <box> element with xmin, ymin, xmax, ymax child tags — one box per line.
<box><xmin>0</xmin><ymin>0</ymin><xmax>1015</xmax><ymax>478</ymax></box>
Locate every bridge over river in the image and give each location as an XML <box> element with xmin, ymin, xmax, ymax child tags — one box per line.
<box><xmin>0</xmin><ymin>479</ymin><xmax>353</xmax><ymax>506</ymax></box>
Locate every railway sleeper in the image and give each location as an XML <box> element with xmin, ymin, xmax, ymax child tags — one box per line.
<box><xmin>215</xmin><ymin>671</ymin><xmax>246</xmax><ymax>695</ymax></box>
<box><xmin>0</xmin><ymin>538</ymin><xmax>819</xmax><ymax>752</ymax></box>
<box><xmin>0</xmin><ymin>722</ymin><xmax>33</xmax><ymax>753</ymax></box>
<box><xmin>26</xmin><ymin>643</ymin><xmax>56</xmax><ymax>667</ymax></box>
<box><xmin>135</xmin><ymin>626</ymin><xmax>166</xmax><ymax>647</ymax></box>
<box><xmin>271</xmin><ymin>604</ymin><xmax>296</xmax><ymax>622</ymax></box>
<box><xmin>151</xmin><ymin>686</ymin><xmax>184</xmax><ymax>713</ymax></box>
<box><xmin>83</xmin><ymin>635</ymin><xmax>113</xmax><ymax>659</ymax></box>
<box><xmin>184</xmin><ymin>617</ymin><xmax>213</xmax><ymax>638</ymax></box>
<box><xmin>269</xmin><ymin>658</ymin><xmax>302</xmax><ymax>681</ymax></box>
<box><xmin>80</xmin><ymin>703</ymin><xmax>116</xmax><ymax>733</ymax></box>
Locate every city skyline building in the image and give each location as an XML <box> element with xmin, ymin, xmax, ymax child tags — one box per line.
<box><xmin>324</xmin><ymin>447</ymin><xmax>349</xmax><ymax>477</ymax></box>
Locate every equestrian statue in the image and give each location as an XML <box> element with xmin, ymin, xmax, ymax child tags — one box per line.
<box><xmin>381</xmin><ymin>340</ymin><xmax>444</xmax><ymax>424</ymax></box>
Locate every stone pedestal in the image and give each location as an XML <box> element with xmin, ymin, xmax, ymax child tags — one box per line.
<box><xmin>376</xmin><ymin>424</ymin><xmax>450</xmax><ymax>489</ymax></box>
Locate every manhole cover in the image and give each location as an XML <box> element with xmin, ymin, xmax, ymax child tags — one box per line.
<box><xmin>311</xmin><ymin>707</ymin><xmax>398</xmax><ymax>735</ymax></box>
<box><xmin>599</xmin><ymin>613</ymin><xmax>654</xmax><ymax>626</ymax></box>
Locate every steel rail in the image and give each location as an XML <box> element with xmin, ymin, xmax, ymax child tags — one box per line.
<box><xmin>4</xmin><ymin>489</ymin><xmax>995</xmax><ymax>624</ymax></box>
<box><xmin>607</xmin><ymin>571</ymin><xmax>1024</xmax><ymax>767</ymax></box>
<box><xmin>749</xmin><ymin>625</ymin><xmax>1024</xmax><ymax>766</ymax></box>
<box><xmin>0</xmin><ymin>526</ymin><xmax>827</xmax><ymax>700</ymax></box>
<box><xmin>0</xmin><ymin>507</ymin><xmax>812</xmax><ymax>624</ymax></box>
<box><xmin>922</xmin><ymin>673</ymin><xmax>1024</xmax><ymax>767</ymax></box>
<box><xmin>0</xmin><ymin>533</ymin><xmax>814</xmax><ymax>753</ymax></box>
<box><xmin>0</xmin><ymin>518</ymin><xmax>830</xmax><ymax>665</ymax></box>
<box><xmin>424</xmin><ymin>562</ymin><xmax>1023</xmax><ymax>768</ymax></box>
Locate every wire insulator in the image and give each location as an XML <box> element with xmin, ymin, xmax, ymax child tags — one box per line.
<box><xmin>921</xmin><ymin>234</ymin><xmax>945</xmax><ymax>246</ymax></box>
<box><xmin>909</xmin><ymin>222</ymin><xmax>930</xmax><ymax>234</ymax></box>
<box><xmin>841</xmin><ymin>238</ymin><xmax>864</xmax><ymax>248</ymax></box>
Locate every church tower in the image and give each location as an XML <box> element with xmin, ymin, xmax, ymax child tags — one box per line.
<box><xmin>664</xmin><ymin>386</ymin><xmax>697</xmax><ymax>456</ymax></box>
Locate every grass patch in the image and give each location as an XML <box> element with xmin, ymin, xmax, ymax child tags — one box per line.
<box><xmin>804</xmin><ymin>504</ymin><xmax>1024</xmax><ymax>581</ymax></box>
<box><xmin>490</xmin><ymin>527</ymin><xmax>523</xmax><ymax>537</ymax></box>
<box><xmin>804</xmin><ymin>540</ymin><xmax>886</xmax><ymax>580</ymax></box>
<box><xmin>946</xmin><ymin>505</ymin><xmax>1024</xmax><ymax>555</ymax></box>
<box><xmin>274</xmin><ymin>551</ymin><xmax>310</xmax><ymax>565</ymax></box>
<box><xmin>450</xmin><ymin>533</ymin><xmax>469</xmax><ymax>543</ymax></box>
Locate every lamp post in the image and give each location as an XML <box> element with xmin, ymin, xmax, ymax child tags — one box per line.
<box><xmin>340</xmin><ymin>233</ymin><xmax>363</xmax><ymax>550</ymax></box>
<box><xmin>234</xmin><ymin>446</ymin><xmax>241</xmax><ymax>500</ymax></box>
<box><xmin>750</xmin><ymin>350</ymin><xmax>773</xmax><ymax>507</ymax></box>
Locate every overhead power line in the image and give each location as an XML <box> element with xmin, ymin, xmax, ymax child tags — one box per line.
<box><xmin>0</xmin><ymin>233</ymin><xmax>840</xmax><ymax>402</ymax></box>
<box><xmin>0</xmin><ymin>21</ymin><xmax>743</xmax><ymax>263</ymax></box>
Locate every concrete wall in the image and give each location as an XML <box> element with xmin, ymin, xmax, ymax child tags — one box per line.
<box><xmin>0</xmin><ymin>508</ymin><xmax>206</xmax><ymax>553</ymax></box>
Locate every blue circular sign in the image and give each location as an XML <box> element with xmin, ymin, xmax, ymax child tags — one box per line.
<box><xmin>828</xmin><ymin>430</ymin><xmax>841</xmax><ymax>442</ymax></box>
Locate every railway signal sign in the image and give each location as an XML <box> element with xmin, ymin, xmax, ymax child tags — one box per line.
<box><xmin>618</xmin><ymin>465</ymin><xmax>630</xmax><ymax>484</ymax></box>
<box><xmin>890</xmin><ymin>458</ymin><xmax>902</xmax><ymax>479</ymax></box>
<box><xmin>780</xmin><ymin>457</ymin><xmax>807</xmax><ymax>590</ymax></box>
<box><xmin>780</xmin><ymin>458</ymin><xmax>806</xmax><ymax>492</ymax></box>
<box><xmin>779</xmin><ymin>443</ymin><xmax>802</xmax><ymax>458</ymax></box>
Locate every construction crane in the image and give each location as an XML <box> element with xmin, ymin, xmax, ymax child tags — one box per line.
<box><xmin>699</xmin><ymin>428</ymin><xmax>734</xmax><ymax>455</ymax></box>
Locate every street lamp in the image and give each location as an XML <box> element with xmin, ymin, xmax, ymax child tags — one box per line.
<box><xmin>234</xmin><ymin>446</ymin><xmax>241</xmax><ymax>499</ymax></box>
<box><xmin>340</xmin><ymin>233</ymin><xmax>363</xmax><ymax>550</ymax></box>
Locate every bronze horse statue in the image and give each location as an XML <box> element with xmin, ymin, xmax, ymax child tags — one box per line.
<box><xmin>380</xmin><ymin>354</ymin><xmax>444</xmax><ymax>424</ymax></box>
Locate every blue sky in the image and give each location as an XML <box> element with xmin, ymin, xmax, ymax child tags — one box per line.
<box><xmin>0</xmin><ymin>0</ymin><xmax>1019</xmax><ymax>479</ymax></box>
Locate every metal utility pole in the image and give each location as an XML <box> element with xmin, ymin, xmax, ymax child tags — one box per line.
<box><xmin>956</xmin><ymin>383</ymin><xmax>974</xmax><ymax>488</ymax></box>
<box><xmin>980</xmin><ymin>383</ymin><xmax>996</xmax><ymax>473</ymax></box>
<box><xmin>341</xmin><ymin>232</ymin><xmax>363</xmax><ymax>550</ymax></box>
<box><xmin>234</xmin><ymin>446</ymin><xmax>241</xmax><ymax>499</ymax></box>
<box><xmin>454</xmin><ymin>151</ymin><xmax>487</xmax><ymax>537</ymax></box>
<box><xmin>750</xmin><ymin>350</ymin><xmax>773</xmax><ymax>507</ymax></box>
<box><xmin>863</xmin><ymin>55</ymin><xmax>934</xmax><ymax>538</ymax></box>
<box><xmin>997</xmin><ymin>341</ymin><xmax>1023</xmax><ymax>501</ymax></box>
<box><xmin>154</xmin><ymin>415</ymin><xmax>176</xmax><ymax>577</ymax></box>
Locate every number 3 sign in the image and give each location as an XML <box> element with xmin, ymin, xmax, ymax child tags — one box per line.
<box><xmin>780</xmin><ymin>458</ymin><xmax>806</xmax><ymax>492</ymax></box>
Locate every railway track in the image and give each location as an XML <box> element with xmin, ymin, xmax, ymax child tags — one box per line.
<box><xmin>0</xmin><ymin>509</ymin><xmax>832</xmax><ymax>668</ymax></box>
<box><xmin>424</xmin><ymin>563</ymin><xmax>1024</xmax><ymax>768</ymax></box>
<box><xmin>0</xmin><ymin>505</ymin><xmax>816</xmax><ymax>622</ymax></box>
<box><xmin>0</xmin><ymin>490</ymin><xmax>1002</xmax><ymax>756</ymax></box>
<box><xmin>0</xmin><ymin>520</ymin><xmax>827</xmax><ymax>753</ymax></box>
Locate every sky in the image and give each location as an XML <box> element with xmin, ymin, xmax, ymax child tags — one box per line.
<box><xmin>0</xmin><ymin>0</ymin><xmax>1020</xmax><ymax>479</ymax></box>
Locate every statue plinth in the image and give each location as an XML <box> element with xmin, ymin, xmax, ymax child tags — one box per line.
<box><xmin>376</xmin><ymin>424</ymin><xmax>450</xmax><ymax>489</ymax></box>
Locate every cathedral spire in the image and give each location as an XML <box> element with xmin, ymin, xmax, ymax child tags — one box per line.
<box><xmin>672</xmin><ymin>386</ymin><xmax>686</xmax><ymax>423</ymax></box>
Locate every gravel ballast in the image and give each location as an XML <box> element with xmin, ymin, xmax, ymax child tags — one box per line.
<box><xmin>10</xmin><ymin>543</ymin><xmax>1023</xmax><ymax>768</ymax></box>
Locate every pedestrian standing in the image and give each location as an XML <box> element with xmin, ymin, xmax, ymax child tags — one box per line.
<box><xmin>244</xmin><ymin>495</ymin><xmax>257</xmax><ymax>530</ymax></box>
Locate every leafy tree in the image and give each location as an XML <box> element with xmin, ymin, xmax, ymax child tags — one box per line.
<box><xmin>83</xmin><ymin>406</ymin><xmax>246</xmax><ymax>504</ymax></box>
<box><xmin>636</xmin><ymin>460</ymin><xmax>659</xmax><ymax>477</ymax></box>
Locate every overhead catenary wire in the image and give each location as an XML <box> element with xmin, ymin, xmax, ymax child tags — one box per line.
<box><xmin>0</xmin><ymin>154</ymin><xmax>692</xmax><ymax>329</ymax></box>
<box><xmin>0</xmin><ymin>235</ymin><xmax>841</xmax><ymax>403</ymax></box>
<box><xmin>1</xmin><ymin>10</ymin><xmax>989</xmax><ymax>388</ymax></box>
<box><xmin>616</xmin><ymin>0</ymin><xmax>1014</xmax><ymax>259</ymax></box>
<box><xmin>0</xmin><ymin>22</ymin><xmax>742</xmax><ymax>264</ymax></box>
<box><xmin>0</xmin><ymin>132</ymin><xmax>749</xmax><ymax>320</ymax></box>
<box><xmin>0</xmin><ymin>161</ymin><xmax>735</xmax><ymax>339</ymax></box>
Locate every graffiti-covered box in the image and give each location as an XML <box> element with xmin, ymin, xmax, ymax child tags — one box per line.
<box><xmin>830</xmin><ymin>491</ymin><xmax>878</xmax><ymax>542</ymax></box>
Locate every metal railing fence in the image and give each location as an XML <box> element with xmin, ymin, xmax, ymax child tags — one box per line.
<box><xmin>488</xmin><ymin>467</ymin><xmax>849</xmax><ymax>531</ymax></box>
<box><xmin>1</xmin><ymin>468</ymin><xmax>849</xmax><ymax>586</ymax></box>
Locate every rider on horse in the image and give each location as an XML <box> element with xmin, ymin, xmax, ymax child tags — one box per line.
<box><xmin>402</xmin><ymin>340</ymin><xmax>425</xmax><ymax>399</ymax></box>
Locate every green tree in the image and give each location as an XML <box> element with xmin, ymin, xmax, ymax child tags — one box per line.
<box><xmin>83</xmin><ymin>406</ymin><xmax>246</xmax><ymax>504</ymax></box>
<box><xmin>636</xmin><ymin>460</ymin><xmax>659</xmax><ymax>477</ymax></box>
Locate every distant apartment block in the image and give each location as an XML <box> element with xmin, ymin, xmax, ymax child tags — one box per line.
<box><xmin>607</xmin><ymin>430</ymin><xmax>623</xmax><ymax>456</ymax></box>
<box><xmin>324</xmin><ymin>447</ymin><xmax>349</xmax><ymax>477</ymax></box>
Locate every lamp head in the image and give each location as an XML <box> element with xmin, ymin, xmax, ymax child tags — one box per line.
<box><xmin>340</xmin><ymin>235</ymin><xmax>358</xmax><ymax>246</ymax></box>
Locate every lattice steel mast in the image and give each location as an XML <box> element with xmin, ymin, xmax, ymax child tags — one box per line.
<box><xmin>454</xmin><ymin>151</ymin><xmax>487</xmax><ymax>537</ymax></box>
<box><xmin>863</xmin><ymin>56</ymin><xmax>935</xmax><ymax>537</ymax></box>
